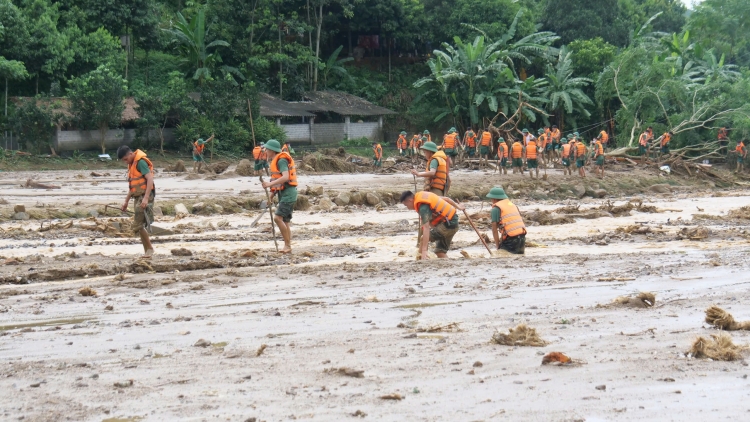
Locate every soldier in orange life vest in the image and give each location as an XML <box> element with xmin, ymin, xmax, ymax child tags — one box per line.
<box><xmin>735</xmin><ymin>139</ymin><xmax>746</xmax><ymax>173</ymax></box>
<box><xmin>261</xmin><ymin>140</ymin><xmax>298</xmax><ymax>254</ymax></box>
<box><xmin>442</xmin><ymin>127</ymin><xmax>459</xmax><ymax>168</ymax></box>
<box><xmin>409</xmin><ymin>133</ymin><xmax>421</xmax><ymax>158</ymax></box>
<box><xmin>561</xmin><ymin>135</ymin><xmax>574</xmax><ymax>176</ymax></box>
<box><xmin>510</xmin><ymin>138</ymin><xmax>524</xmax><ymax>175</ymax></box>
<box><xmin>423</xmin><ymin>130</ymin><xmax>431</xmax><ymax>143</ymax></box>
<box><xmin>117</xmin><ymin>146</ymin><xmax>155</xmax><ymax>259</ymax></box>
<box><xmin>487</xmin><ymin>187</ymin><xmax>526</xmax><ymax>254</ymax></box>
<box><xmin>551</xmin><ymin>125</ymin><xmax>562</xmax><ymax>161</ymax></box>
<box><xmin>399</xmin><ymin>190</ymin><xmax>465</xmax><ymax>259</ymax></box>
<box><xmin>597</xmin><ymin>128</ymin><xmax>609</xmax><ymax>150</ymax></box>
<box><xmin>592</xmin><ymin>137</ymin><xmax>605</xmax><ymax>179</ymax></box>
<box><xmin>412</xmin><ymin>141</ymin><xmax>450</xmax><ymax>196</ymax></box>
<box><xmin>253</xmin><ymin>142</ymin><xmax>269</xmax><ymax>176</ymax></box>
<box><xmin>496</xmin><ymin>137</ymin><xmax>508</xmax><ymax>175</ymax></box>
<box><xmin>536</xmin><ymin>128</ymin><xmax>548</xmax><ymax>166</ymax></box>
<box><xmin>525</xmin><ymin>135</ymin><xmax>540</xmax><ymax>179</ymax></box>
<box><xmin>372</xmin><ymin>141</ymin><xmax>383</xmax><ymax>167</ymax></box>
<box><xmin>657</xmin><ymin>131</ymin><xmax>673</xmax><ymax>157</ymax></box>
<box><xmin>397</xmin><ymin>131</ymin><xmax>408</xmax><ymax>156</ymax></box>
<box><xmin>718</xmin><ymin>127</ymin><xmax>729</xmax><ymax>155</ymax></box>
<box><xmin>192</xmin><ymin>134</ymin><xmax>215</xmax><ymax>173</ymax></box>
<box><xmin>463</xmin><ymin>128</ymin><xmax>477</xmax><ymax>161</ymax></box>
<box><xmin>573</xmin><ymin>132</ymin><xmax>587</xmax><ymax>178</ymax></box>
<box><xmin>639</xmin><ymin>127</ymin><xmax>653</xmax><ymax>165</ymax></box>
<box><xmin>479</xmin><ymin>128</ymin><xmax>493</xmax><ymax>168</ymax></box>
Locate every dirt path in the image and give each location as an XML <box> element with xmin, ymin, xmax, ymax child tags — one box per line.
<box><xmin>1</xmin><ymin>168</ymin><xmax>749</xmax><ymax>421</ymax></box>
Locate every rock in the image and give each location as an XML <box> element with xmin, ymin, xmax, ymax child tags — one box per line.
<box><xmin>174</xmin><ymin>203</ymin><xmax>189</xmax><ymax>217</ymax></box>
<box><xmin>318</xmin><ymin>198</ymin><xmax>334</xmax><ymax>211</ymax></box>
<box><xmin>13</xmin><ymin>204</ymin><xmax>25</xmax><ymax>213</ymax></box>
<box><xmin>350</xmin><ymin>192</ymin><xmax>364</xmax><ymax>205</ymax></box>
<box><xmin>213</xmin><ymin>204</ymin><xmax>224</xmax><ymax>214</ymax></box>
<box><xmin>595</xmin><ymin>385</ymin><xmax>606</xmax><ymax>391</ymax></box>
<box><xmin>592</xmin><ymin>189</ymin><xmax>607</xmax><ymax>198</ymax></box>
<box><xmin>168</xmin><ymin>160</ymin><xmax>187</xmax><ymax>173</ymax></box>
<box><xmin>303</xmin><ymin>164</ymin><xmax>315</xmax><ymax>172</ymax></box>
<box><xmin>308</xmin><ymin>185</ymin><xmax>324</xmax><ymax>196</ymax></box>
<box><xmin>88</xmin><ymin>210</ymin><xmax>99</xmax><ymax>218</ymax></box>
<box><xmin>171</xmin><ymin>248</ymin><xmax>193</xmax><ymax>257</ymax></box>
<box><xmin>12</xmin><ymin>212</ymin><xmax>29</xmax><ymax>221</ymax></box>
<box><xmin>334</xmin><ymin>193</ymin><xmax>351</xmax><ymax>206</ymax></box>
<box><xmin>194</xmin><ymin>339</ymin><xmax>211</xmax><ymax>348</ymax></box>
<box><xmin>295</xmin><ymin>194</ymin><xmax>310</xmax><ymax>211</ymax></box>
<box><xmin>366</xmin><ymin>192</ymin><xmax>380</xmax><ymax>206</ymax></box>
<box><xmin>152</xmin><ymin>206</ymin><xmax>163</xmax><ymax>217</ymax></box>
<box><xmin>235</xmin><ymin>159</ymin><xmax>254</xmax><ymax>177</ymax></box>
<box><xmin>209</xmin><ymin>161</ymin><xmax>230</xmax><ymax>174</ymax></box>
<box><xmin>649</xmin><ymin>184</ymin><xmax>671</xmax><ymax>194</ymax></box>
<box><xmin>573</xmin><ymin>184</ymin><xmax>586</xmax><ymax>198</ymax></box>
<box><xmin>192</xmin><ymin>202</ymin><xmax>205</xmax><ymax>213</ymax></box>
<box><xmin>383</xmin><ymin>157</ymin><xmax>397</xmax><ymax>168</ymax></box>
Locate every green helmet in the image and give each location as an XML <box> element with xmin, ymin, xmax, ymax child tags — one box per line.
<box><xmin>423</xmin><ymin>130</ymin><xmax>430</xmax><ymax>135</ymax></box>
<box><xmin>486</xmin><ymin>187</ymin><xmax>509</xmax><ymax>200</ymax></box>
<box><xmin>449</xmin><ymin>127</ymin><xmax>456</xmax><ymax>133</ymax></box>
<box><xmin>197</xmin><ymin>138</ymin><xmax>204</xmax><ymax>143</ymax></box>
<box><xmin>264</xmin><ymin>139</ymin><xmax>282</xmax><ymax>153</ymax></box>
<box><xmin>538</xmin><ymin>129</ymin><xmax>544</xmax><ymax>134</ymax></box>
<box><xmin>400</xmin><ymin>131</ymin><xmax>407</xmax><ymax>135</ymax></box>
<box><xmin>420</xmin><ymin>141</ymin><xmax>439</xmax><ymax>153</ymax></box>
<box><xmin>574</xmin><ymin>132</ymin><xmax>579</xmax><ymax>136</ymax></box>
<box><xmin>522</xmin><ymin>128</ymin><xmax>529</xmax><ymax>133</ymax></box>
<box><xmin>498</xmin><ymin>137</ymin><xmax>505</xmax><ymax>142</ymax></box>
<box><xmin>421</xmin><ymin>136</ymin><xmax>428</xmax><ymax>142</ymax></box>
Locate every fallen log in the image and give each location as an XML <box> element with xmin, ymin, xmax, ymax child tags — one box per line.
<box><xmin>24</xmin><ymin>179</ymin><xmax>61</xmax><ymax>189</ymax></box>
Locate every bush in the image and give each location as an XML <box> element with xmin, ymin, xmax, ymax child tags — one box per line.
<box><xmin>252</xmin><ymin>117</ymin><xmax>286</xmax><ymax>146</ymax></box>
<box><xmin>339</xmin><ymin>137</ymin><xmax>372</xmax><ymax>147</ymax></box>
<box><xmin>10</xmin><ymin>97</ymin><xmax>58</xmax><ymax>154</ymax></box>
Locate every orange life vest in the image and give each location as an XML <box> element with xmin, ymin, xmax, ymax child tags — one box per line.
<box><xmin>253</xmin><ymin>146</ymin><xmax>261</xmax><ymax>160</ymax></box>
<box><xmin>410</xmin><ymin>135</ymin><xmax>420</xmax><ymax>148</ymax></box>
<box><xmin>269</xmin><ymin>152</ymin><xmax>298</xmax><ymax>193</ymax></box>
<box><xmin>576</xmin><ymin>142</ymin><xmax>586</xmax><ymax>157</ymax></box>
<box><xmin>736</xmin><ymin>142</ymin><xmax>746</xmax><ymax>155</ymax></box>
<box><xmin>427</xmin><ymin>151</ymin><xmax>448</xmax><ymax>191</ymax></box>
<box><xmin>562</xmin><ymin>143</ymin><xmax>572</xmax><ymax>158</ymax></box>
<box><xmin>397</xmin><ymin>135</ymin><xmax>407</xmax><ymax>149</ymax></box>
<box><xmin>594</xmin><ymin>141</ymin><xmax>604</xmax><ymax>157</ymax></box>
<box><xmin>551</xmin><ymin>129</ymin><xmax>561</xmax><ymax>142</ymax></box>
<box><xmin>639</xmin><ymin>131</ymin><xmax>652</xmax><ymax>146</ymax></box>
<box><xmin>526</xmin><ymin>141</ymin><xmax>538</xmax><ymax>159</ymax></box>
<box><xmin>193</xmin><ymin>141</ymin><xmax>205</xmax><ymax>155</ymax></box>
<box><xmin>661</xmin><ymin>133</ymin><xmax>671</xmax><ymax>147</ymax></box>
<box><xmin>127</xmin><ymin>150</ymin><xmax>155</xmax><ymax>196</ymax></box>
<box><xmin>443</xmin><ymin>133</ymin><xmax>457</xmax><ymax>149</ymax></box>
<box><xmin>281</xmin><ymin>144</ymin><xmax>289</xmax><ymax>153</ymax></box>
<box><xmin>373</xmin><ymin>144</ymin><xmax>383</xmax><ymax>159</ymax></box>
<box><xmin>480</xmin><ymin>131</ymin><xmax>492</xmax><ymax>146</ymax></box>
<box><xmin>511</xmin><ymin>142</ymin><xmax>523</xmax><ymax>159</ymax></box>
<box><xmin>718</xmin><ymin>128</ymin><xmax>728</xmax><ymax>140</ymax></box>
<box><xmin>498</xmin><ymin>143</ymin><xmax>508</xmax><ymax>158</ymax></box>
<box><xmin>414</xmin><ymin>191</ymin><xmax>456</xmax><ymax>227</ymax></box>
<box><xmin>466</xmin><ymin>132</ymin><xmax>477</xmax><ymax>148</ymax></box>
<box><xmin>599</xmin><ymin>131</ymin><xmax>609</xmax><ymax>143</ymax></box>
<box><xmin>493</xmin><ymin>199</ymin><xmax>526</xmax><ymax>241</ymax></box>
<box><xmin>538</xmin><ymin>134</ymin><xmax>548</xmax><ymax>149</ymax></box>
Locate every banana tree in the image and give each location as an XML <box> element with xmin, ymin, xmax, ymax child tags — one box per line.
<box><xmin>321</xmin><ymin>45</ymin><xmax>353</xmax><ymax>89</ymax></box>
<box><xmin>543</xmin><ymin>48</ymin><xmax>592</xmax><ymax>132</ymax></box>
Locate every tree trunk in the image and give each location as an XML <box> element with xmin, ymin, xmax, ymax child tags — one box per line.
<box><xmin>278</xmin><ymin>15</ymin><xmax>283</xmax><ymax>97</ymax></box>
<box><xmin>388</xmin><ymin>36</ymin><xmax>391</xmax><ymax>83</ymax></box>
<box><xmin>36</xmin><ymin>74</ymin><xmax>39</xmax><ymax>95</ymax></box>
<box><xmin>160</xmin><ymin>117</ymin><xmax>168</xmax><ymax>153</ymax></box>
<box><xmin>313</xmin><ymin>4</ymin><xmax>323</xmax><ymax>91</ymax></box>
<box><xmin>306</xmin><ymin>0</ymin><xmax>313</xmax><ymax>91</ymax></box>
<box><xmin>4</xmin><ymin>77</ymin><xmax>7</xmax><ymax>118</ymax></box>
<box><xmin>100</xmin><ymin>123</ymin><xmax>107</xmax><ymax>154</ymax></box>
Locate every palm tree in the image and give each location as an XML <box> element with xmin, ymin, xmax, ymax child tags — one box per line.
<box><xmin>321</xmin><ymin>45</ymin><xmax>353</xmax><ymax>89</ymax></box>
<box><xmin>543</xmin><ymin>48</ymin><xmax>593</xmax><ymax>131</ymax></box>
<box><xmin>166</xmin><ymin>9</ymin><xmax>241</xmax><ymax>84</ymax></box>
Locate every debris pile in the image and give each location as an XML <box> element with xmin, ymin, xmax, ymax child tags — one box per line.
<box><xmin>491</xmin><ymin>324</ymin><xmax>548</xmax><ymax>347</ymax></box>
<box><xmin>612</xmin><ymin>292</ymin><xmax>656</xmax><ymax>308</ymax></box>
<box><xmin>705</xmin><ymin>306</ymin><xmax>750</xmax><ymax>331</ymax></box>
<box><xmin>689</xmin><ymin>333</ymin><xmax>745</xmax><ymax>361</ymax></box>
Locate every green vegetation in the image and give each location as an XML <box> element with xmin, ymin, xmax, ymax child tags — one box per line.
<box><xmin>1</xmin><ymin>0</ymin><xmax>749</xmax><ymax>155</ymax></box>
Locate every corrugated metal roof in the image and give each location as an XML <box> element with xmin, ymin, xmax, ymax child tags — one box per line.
<box><xmin>303</xmin><ymin>91</ymin><xmax>396</xmax><ymax>116</ymax></box>
<box><xmin>259</xmin><ymin>93</ymin><xmax>315</xmax><ymax>117</ymax></box>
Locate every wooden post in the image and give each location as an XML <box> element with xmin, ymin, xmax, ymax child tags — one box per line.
<box><xmin>247</xmin><ymin>99</ymin><xmax>257</xmax><ymax>148</ymax></box>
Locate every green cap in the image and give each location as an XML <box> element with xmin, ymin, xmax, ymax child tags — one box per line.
<box><xmin>264</xmin><ymin>139</ymin><xmax>282</xmax><ymax>152</ymax></box>
<box><xmin>486</xmin><ymin>187</ymin><xmax>509</xmax><ymax>200</ymax></box>
<box><xmin>449</xmin><ymin>127</ymin><xmax>456</xmax><ymax>133</ymax></box>
<box><xmin>566</xmin><ymin>134</ymin><xmax>572</xmax><ymax>139</ymax></box>
<box><xmin>420</xmin><ymin>141</ymin><xmax>438</xmax><ymax>153</ymax></box>
<box><xmin>522</xmin><ymin>129</ymin><xmax>529</xmax><ymax>133</ymax></box>
<box><xmin>198</xmin><ymin>138</ymin><xmax>204</xmax><ymax>143</ymax></box>
<box><xmin>421</xmin><ymin>136</ymin><xmax>428</xmax><ymax>141</ymax></box>
<box><xmin>423</xmin><ymin>130</ymin><xmax>430</xmax><ymax>134</ymax></box>
<box><xmin>538</xmin><ymin>129</ymin><xmax>544</xmax><ymax>134</ymax></box>
<box><xmin>401</xmin><ymin>131</ymin><xmax>407</xmax><ymax>135</ymax></box>
<box><xmin>498</xmin><ymin>137</ymin><xmax>505</xmax><ymax>142</ymax></box>
<box><xmin>574</xmin><ymin>132</ymin><xmax>579</xmax><ymax>136</ymax></box>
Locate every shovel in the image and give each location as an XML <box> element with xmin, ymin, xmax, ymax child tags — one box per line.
<box><xmin>250</xmin><ymin>200</ymin><xmax>272</xmax><ymax>228</ymax></box>
<box><xmin>104</xmin><ymin>204</ymin><xmax>175</xmax><ymax>236</ymax></box>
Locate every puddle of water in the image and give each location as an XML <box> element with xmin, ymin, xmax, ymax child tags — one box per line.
<box><xmin>0</xmin><ymin>317</ymin><xmax>93</xmax><ymax>332</ymax></box>
<box><xmin>394</xmin><ymin>301</ymin><xmax>474</xmax><ymax>309</ymax></box>
<box><xmin>208</xmin><ymin>296</ymin><xmax>320</xmax><ymax>308</ymax></box>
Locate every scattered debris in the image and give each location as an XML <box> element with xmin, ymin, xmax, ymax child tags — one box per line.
<box><xmin>379</xmin><ymin>393</ymin><xmax>403</xmax><ymax>400</ymax></box>
<box><xmin>612</xmin><ymin>292</ymin><xmax>656</xmax><ymax>308</ymax></box>
<box><xmin>24</xmin><ymin>179</ymin><xmax>61</xmax><ymax>189</ymax></box>
<box><xmin>705</xmin><ymin>306</ymin><xmax>750</xmax><ymax>331</ymax></box>
<box><xmin>194</xmin><ymin>339</ymin><xmax>211</xmax><ymax>348</ymax></box>
<box><xmin>541</xmin><ymin>352</ymin><xmax>572</xmax><ymax>365</ymax></box>
<box><xmin>676</xmin><ymin>226</ymin><xmax>710</xmax><ymax>240</ymax></box>
<box><xmin>166</xmin><ymin>160</ymin><xmax>187</xmax><ymax>173</ymax></box>
<box><xmin>416</xmin><ymin>322</ymin><xmax>461</xmax><ymax>333</ymax></box>
<box><xmin>491</xmin><ymin>324</ymin><xmax>548</xmax><ymax>347</ymax></box>
<box><xmin>114</xmin><ymin>380</ymin><xmax>134</xmax><ymax>388</ymax></box>
<box><xmin>689</xmin><ymin>333</ymin><xmax>745</xmax><ymax>361</ymax></box>
<box><xmin>256</xmin><ymin>344</ymin><xmax>267</xmax><ymax>357</ymax></box>
<box><xmin>171</xmin><ymin>248</ymin><xmax>193</xmax><ymax>257</ymax></box>
<box><xmin>325</xmin><ymin>367</ymin><xmax>364</xmax><ymax>378</ymax></box>
<box><xmin>352</xmin><ymin>410</ymin><xmax>367</xmax><ymax>417</ymax></box>
<box><xmin>78</xmin><ymin>287</ymin><xmax>97</xmax><ymax>297</ymax></box>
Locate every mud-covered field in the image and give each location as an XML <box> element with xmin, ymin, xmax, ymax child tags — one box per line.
<box><xmin>2</xmin><ymin>163</ymin><xmax>750</xmax><ymax>421</ymax></box>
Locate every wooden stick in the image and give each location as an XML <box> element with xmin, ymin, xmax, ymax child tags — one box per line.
<box><xmin>462</xmin><ymin>209</ymin><xmax>492</xmax><ymax>257</ymax></box>
<box><xmin>259</xmin><ymin>176</ymin><xmax>279</xmax><ymax>252</ymax></box>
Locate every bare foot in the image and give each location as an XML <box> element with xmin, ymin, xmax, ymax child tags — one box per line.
<box><xmin>141</xmin><ymin>249</ymin><xmax>154</xmax><ymax>259</ymax></box>
<box><xmin>280</xmin><ymin>247</ymin><xmax>292</xmax><ymax>254</ymax></box>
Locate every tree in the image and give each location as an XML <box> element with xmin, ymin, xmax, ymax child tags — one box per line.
<box><xmin>311</xmin><ymin>0</ymin><xmax>359</xmax><ymax>91</ymax></box>
<box><xmin>542</xmin><ymin>48</ymin><xmax>593</xmax><ymax>131</ymax></box>
<box><xmin>20</xmin><ymin>0</ymin><xmax>73</xmax><ymax>93</ymax></box>
<box><xmin>688</xmin><ymin>0</ymin><xmax>750</xmax><ymax>67</ymax></box>
<box><xmin>0</xmin><ymin>58</ymin><xmax>29</xmax><ymax>117</ymax></box>
<box><xmin>166</xmin><ymin>8</ymin><xmax>240</xmax><ymax>84</ymax></box>
<box><xmin>568</xmin><ymin>37</ymin><xmax>617</xmax><ymax>80</ymax></box>
<box><xmin>10</xmin><ymin>96</ymin><xmax>57</xmax><ymax>154</ymax></box>
<box><xmin>65</xmin><ymin>27</ymin><xmax>126</xmax><ymax>78</ymax></box>
<box><xmin>321</xmin><ymin>45</ymin><xmax>353</xmax><ymax>89</ymax></box>
<box><xmin>135</xmin><ymin>71</ymin><xmax>195</xmax><ymax>153</ymax></box>
<box><xmin>541</xmin><ymin>0</ymin><xmax>632</xmax><ymax>47</ymax></box>
<box><xmin>67</xmin><ymin>65</ymin><xmax>127</xmax><ymax>153</ymax></box>
<box><xmin>0</xmin><ymin>0</ymin><xmax>30</xmax><ymax>115</ymax></box>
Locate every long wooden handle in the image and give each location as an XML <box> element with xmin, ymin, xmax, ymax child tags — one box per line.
<box><xmin>463</xmin><ymin>209</ymin><xmax>492</xmax><ymax>257</ymax></box>
<box><xmin>259</xmin><ymin>176</ymin><xmax>279</xmax><ymax>252</ymax></box>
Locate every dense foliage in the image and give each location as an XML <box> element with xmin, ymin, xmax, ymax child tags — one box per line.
<box><xmin>1</xmin><ymin>0</ymin><xmax>749</xmax><ymax>152</ymax></box>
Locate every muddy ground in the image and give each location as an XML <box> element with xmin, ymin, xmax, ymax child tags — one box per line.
<box><xmin>1</xmin><ymin>162</ymin><xmax>750</xmax><ymax>422</ymax></box>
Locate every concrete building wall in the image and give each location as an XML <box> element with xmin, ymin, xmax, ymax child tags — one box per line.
<box><xmin>281</xmin><ymin>124</ymin><xmax>311</xmax><ymax>142</ymax></box>
<box><xmin>277</xmin><ymin>122</ymin><xmax>381</xmax><ymax>145</ymax></box>
<box><xmin>55</xmin><ymin>128</ymin><xmax>176</xmax><ymax>152</ymax></box>
<box><xmin>349</xmin><ymin>122</ymin><xmax>380</xmax><ymax>140</ymax></box>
